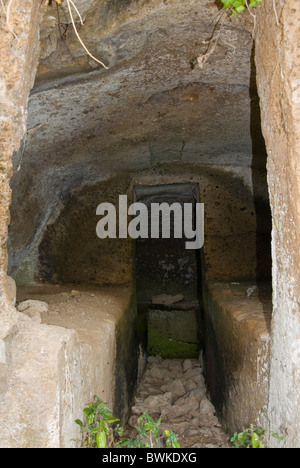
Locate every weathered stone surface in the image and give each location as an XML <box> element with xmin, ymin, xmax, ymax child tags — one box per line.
<box><xmin>0</xmin><ymin>3</ymin><xmax>44</xmax><ymax>445</ymax></box>
<box><xmin>0</xmin><ymin>284</ymin><xmax>137</xmax><ymax>447</ymax></box>
<box><xmin>37</xmin><ymin>0</ymin><xmax>254</xmax><ymax>83</ymax></box>
<box><xmin>18</xmin><ymin>299</ymin><xmax>49</xmax><ymax>323</ymax></box>
<box><xmin>126</xmin><ymin>356</ymin><xmax>229</xmax><ymax>448</ymax></box>
<box><xmin>204</xmin><ymin>281</ymin><xmax>271</xmax><ymax>435</ymax></box>
<box><xmin>7</xmin><ymin>0</ymin><xmax>271</xmax><ymax>289</ymax></box>
<box><xmin>160</xmin><ymin>378</ymin><xmax>186</xmax><ymax>400</ymax></box>
<box><xmin>199</xmin><ymin>398</ymin><xmax>219</xmax><ymax>425</ymax></box>
<box><xmin>4</xmin><ymin>276</ymin><xmax>16</xmax><ymax>307</ymax></box>
<box><xmin>182</xmin><ymin>359</ymin><xmax>193</xmax><ymax>372</ymax></box>
<box><xmin>0</xmin><ymin>314</ymin><xmax>83</xmax><ymax>448</ymax></box>
<box><xmin>147</xmin><ymin>308</ymin><xmax>199</xmax><ymax>358</ymax></box>
<box><xmin>184</xmin><ymin>379</ymin><xmax>198</xmax><ymax>393</ymax></box>
<box><xmin>0</xmin><ymin>0</ymin><xmax>299</xmax><ymax>453</ymax></box>
<box><xmin>151</xmin><ymin>294</ymin><xmax>184</xmax><ymax>306</ymax></box>
<box><xmin>0</xmin><ymin>0</ymin><xmax>42</xmax><ymax>340</ymax></box>
<box><xmin>161</xmin><ymin>404</ymin><xmax>187</xmax><ymax>421</ymax></box>
<box><xmin>0</xmin><ymin>340</ymin><xmax>6</xmax><ymax>365</ymax></box>
<box><xmin>255</xmin><ymin>0</ymin><xmax>300</xmax><ymax>448</ymax></box>
<box><xmin>148</xmin><ymin>366</ymin><xmax>166</xmax><ymax>381</ymax></box>
<box><xmin>143</xmin><ymin>392</ymin><xmax>173</xmax><ymax>412</ymax></box>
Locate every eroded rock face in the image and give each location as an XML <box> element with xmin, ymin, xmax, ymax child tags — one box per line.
<box><xmin>18</xmin><ymin>299</ymin><xmax>49</xmax><ymax>323</ymax></box>
<box><xmin>255</xmin><ymin>0</ymin><xmax>300</xmax><ymax>448</ymax></box>
<box><xmin>0</xmin><ymin>0</ymin><xmax>42</xmax><ymax>337</ymax></box>
<box><xmin>204</xmin><ymin>281</ymin><xmax>271</xmax><ymax>435</ymax></box>
<box><xmin>8</xmin><ymin>0</ymin><xmax>271</xmax><ymax>286</ymax></box>
<box><xmin>1</xmin><ymin>0</ymin><xmax>300</xmax><ymax>451</ymax></box>
<box><xmin>37</xmin><ymin>0</ymin><xmax>254</xmax><ymax>84</ymax></box>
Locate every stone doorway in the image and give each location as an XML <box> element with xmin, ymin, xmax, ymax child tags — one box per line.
<box><xmin>134</xmin><ymin>183</ymin><xmax>203</xmax><ymax>360</ymax></box>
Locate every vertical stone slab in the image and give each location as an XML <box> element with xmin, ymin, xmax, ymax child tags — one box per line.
<box><xmin>0</xmin><ymin>0</ymin><xmax>42</xmax><ymax>331</ymax></box>
<box><xmin>0</xmin><ymin>315</ymin><xmax>94</xmax><ymax>448</ymax></box>
<box><xmin>255</xmin><ymin>0</ymin><xmax>300</xmax><ymax>447</ymax></box>
<box><xmin>204</xmin><ymin>282</ymin><xmax>271</xmax><ymax>435</ymax></box>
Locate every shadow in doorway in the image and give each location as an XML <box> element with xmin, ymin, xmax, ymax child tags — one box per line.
<box><xmin>134</xmin><ymin>183</ymin><xmax>204</xmax><ymax>359</ymax></box>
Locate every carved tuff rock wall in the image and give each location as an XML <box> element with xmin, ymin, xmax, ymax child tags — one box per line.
<box><xmin>255</xmin><ymin>0</ymin><xmax>300</xmax><ymax>448</ymax></box>
<box><xmin>0</xmin><ymin>0</ymin><xmax>41</xmax><ymax>336</ymax></box>
<box><xmin>8</xmin><ymin>0</ymin><xmax>270</xmax><ymax>286</ymax></box>
<box><xmin>0</xmin><ymin>0</ymin><xmax>299</xmax><ymax>448</ymax></box>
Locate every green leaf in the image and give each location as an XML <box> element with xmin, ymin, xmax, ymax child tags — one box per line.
<box><xmin>87</xmin><ymin>414</ymin><xmax>94</xmax><ymax>425</ymax></box>
<box><xmin>106</xmin><ymin>417</ymin><xmax>120</xmax><ymax>424</ymax></box>
<box><xmin>222</xmin><ymin>0</ymin><xmax>233</xmax><ymax>8</ymax></box>
<box><xmin>251</xmin><ymin>432</ymin><xmax>260</xmax><ymax>448</ymax></box>
<box><xmin>237</xmin><ymin>432</ymin><xmax>248</xmax><ymax>443</ymax></box>
<box><xmin>164</xmin><ymin>430</ymin><xmax>180</xmax><ymax>448</ymax></box>
<box><xmin>75</xmin><ymin>419</ymin><xmax>83</xmax><ymax>427</ymax></box>
<box><xmin>221</xmin><ymin>0</ymin><xmax>262</xmax><ymax>15</ymax></box>
<box><xmin>255</xmin><ymin>427</ymin><xmax>264</xmax><ymax>435</ymax></box>
<box><xmin>99</xmin><ymin>419</ymin><xmax>109</xmax><ymax>433</ymax></box>
<box><xmin>173</xmin><ymin>440</ymin><xmax>181</xmax><ymax>448</ymax></box>
<box><xmin>91</xmin><ymin>426</ymin><xmax>101</xmax><ymax>433</ymax></box>
<box><xmin>96</xmin><ymin>431</ymin><xmax>107</xmax><ymax>448</ymax></box>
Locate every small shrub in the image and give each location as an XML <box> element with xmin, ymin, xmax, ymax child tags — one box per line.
<box><xmin>75</xmin><ymin>396</ymin><xmax>180</xmax><ymax>449</ymax></box>
<box><xmin>75</xmin><ymin>396</ymin><xmax>119</xmax><ymax>448</ymax></box>
<box><xmin>116</xmin><ymin>412</ymin><xmax>180</xmax><ymax>449</ymax></box>
<box><xmin>230</xmin><ymin>425</ymin><xmax>266</xmax><ymax>448</ymax></box>
<box><xmin>230</xmin><ymin>424</ymin><xmax>286</xmax><ymax>448</ymax></box>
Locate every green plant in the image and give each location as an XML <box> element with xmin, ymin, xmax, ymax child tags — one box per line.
<box><xmin>230</xmin><ymin>425</ymin><xmax>266</xmax><ymax>448</ymax></box>
<box><xmin>75</xmin><ymin>396</ymin><xmax>180</xmax><ymax>449</ymax></box>
<box><xmin>75</xmin><ymin>396</ymin><xmax>119</xmax><ymax>448</ymax></box>
<box><xmin>117</xmin><ymin>412</ymin><xmax>180</xmax><ymax>449</ymax></box>
<box><xmin>221</xmin><ymin>0</ymin><xmax>263</xmax><ymax>16</ymax></box>
<box><xmin>230</xmin><ymin>424</ymin><xmax>286</xmax><ymax>448</ymax></box>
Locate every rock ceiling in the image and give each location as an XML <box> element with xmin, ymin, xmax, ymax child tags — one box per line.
<box><xmin>8</xmin><ymin>0</ymin><xmax>269</xmax><ymax>284</ymax></box>
<box><xmin>28</xmin><ymin>0</ymin><xmax>257</xmax><ymax>174</ymax></box>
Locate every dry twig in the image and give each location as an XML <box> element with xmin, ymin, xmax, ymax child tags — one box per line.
<box><xmin>51</xmin><ymin>0</ymin><xmax>109</xmax><ymax>69</ymax></box>
<box><xmin>197</xmin><ymin>8</ymin><xmax>228</xmax><ymax>69</ymax></box>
